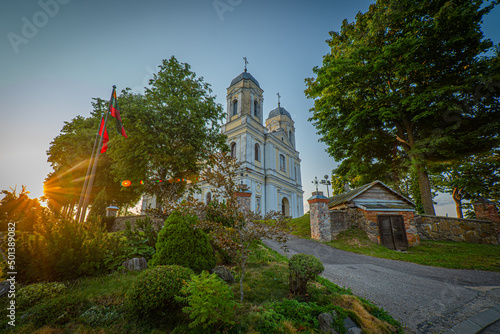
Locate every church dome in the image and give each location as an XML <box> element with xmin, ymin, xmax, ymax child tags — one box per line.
<box><xmin>230</xmin><ymin>71</ymin><xmax>260</xmax><ymax>88</ymax></box>
<box><xmin>268</xmin><ymin>106</ymin><xmax>292</xmax><ymax>119</ymax></box>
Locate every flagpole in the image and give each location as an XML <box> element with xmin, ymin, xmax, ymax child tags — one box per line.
<box><xmin>75</xmin><ymin>121</ymin><xmax>101</xmax><ymax>222</ymax></box>
<box><xmin>79</xmin><ymin>85</ymin><xmax>115</xmax><ymax>223</ymax></box>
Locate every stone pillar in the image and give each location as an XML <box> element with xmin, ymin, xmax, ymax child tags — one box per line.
<box><xmin>473</xmin><ymin>199</ymin><xmax>500</xmax><ymax>223</ymax></box>
<box><xmin>235</xmin><ymin>190</ymin><xmax>252</xmax><ymax>215</ymax></box>
<box><xmin>307</xmin><ymin>191</ymin><xmax>332</xmax><ymax>242</ymax></box>
<box><xmin>474</xmin><ymin>199</ymin><xmax>500</xmax><ymax>244</ymax></box>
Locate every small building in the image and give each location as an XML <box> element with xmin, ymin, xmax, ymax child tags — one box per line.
<box><xmin>328</xmin><ymin>180</ymin><xmax>420</xmax><ymax>250</ymax></box>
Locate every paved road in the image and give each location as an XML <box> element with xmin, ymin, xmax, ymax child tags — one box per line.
<box><xmin>263</xmin><ymin>235</ymin><xmax>500</xmax><ymax>333</ymax></box>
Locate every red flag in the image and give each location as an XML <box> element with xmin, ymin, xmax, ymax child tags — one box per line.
<box><xmin>99</xmin><ymin>117</ymin><xmax>109</xmax><ymax>153</ymax></box>
<box><xmin>110</xmin><ymin>87</ymin><xmax>127</xmax><ymax>138</ymax></box>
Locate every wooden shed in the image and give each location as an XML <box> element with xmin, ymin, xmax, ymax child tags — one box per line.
<box><xmin>328</xmin><ymin>180</ymin><xmax>420</xmax><ymax>250</ymax></box>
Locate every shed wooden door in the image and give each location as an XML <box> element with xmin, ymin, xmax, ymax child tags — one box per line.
<box><xmin>377</xmin><ymin>215</ymin><xmax>408</xmax><ymax>251</ymax></box>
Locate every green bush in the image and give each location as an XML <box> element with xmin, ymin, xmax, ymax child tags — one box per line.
<box><xmin>28</xmin><ymin>294</ymin><xmax>91</xmax><ymax>326</ymax></box>
<box><xmin>125</xmin><ymin>265</ymin><xmax>194</xmax><ymax>318</ymax></box>
<box><xmin>120</xmin><ymin>216</ymin><xmax>159</xmax><ymax>261</ymax></box>
<box><xmin>176</xmin><ymin>271</ymin><xmax>237</xmax><ymax>330</ymax></box>
<box><xmin>289</xmin><ymin>254</ymin><xmax>324</xmax><ymax>295</ymax></box>
<box><xmin>149</xmin><ymin>212</ymin><xmax>215</xmax><ymax>273</ymax></box>
<box><xmin>17</xmin><ymin>282</ymin><xmax>66</xmax><ymax>310</ymax></box>
<box><xmin>9</xmin><ymin>219</ymin><xmax>123</xmax><ymax>283</ymax></box>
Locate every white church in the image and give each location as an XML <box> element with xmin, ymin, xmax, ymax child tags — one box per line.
<box><xmin>142</xmin><ymin>67</ymin><xmax>304</xmax><ymax>218</ymax></box>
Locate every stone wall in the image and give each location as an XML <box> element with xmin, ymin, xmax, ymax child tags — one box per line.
<box><xmin>329</xmin><ymin>210</ymin><xmax>350</xmax><ymax>236</ymax></box>
<box><xmin>415</xmin><ymin>215</ymin><xmax>499</xmax><ymax>245</ymax></box>
<box><xmin>110</xmin><ymin>215</ymin><xmax>165</xmax><ymax>232</ymax></box>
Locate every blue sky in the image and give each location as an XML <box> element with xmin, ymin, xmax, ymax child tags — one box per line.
<box><xmin>1</xmin><ymin>0</ymin><xmax>499</xmax><ymax>215</ymax></box>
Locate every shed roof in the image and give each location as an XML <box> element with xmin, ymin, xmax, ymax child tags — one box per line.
<box><xmin>328</xmin><ymin>180</ymin><xmax>415</xmax><ymax>208</ymax></box>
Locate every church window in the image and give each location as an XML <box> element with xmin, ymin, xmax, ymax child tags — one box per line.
<box><xmin>206</xmin><ymin>192</ymin><xmax>212</xmax><ymax>203</ymax></box>
<box><xmin>232</xmin><ymin>100</ymin><xmax>238</xmax><ymax>116</ymax></box>
<box><xmin>254</xmin><ymin>143</ymin><xmax>260</xmax><ymax>161</ymax></box>
<box><xmin>230</xmin><ymin>142</ymin><xmax>237</xmax><ymax>159</ymax></box>
<box><xmin>254</xmin><ymin>100</ymin><xmax>259</xmax><ymax>117</ymax></box>
<box><xmin>279</xmin><ymin>154</ymin><xmax>286</xmax><ymax>172</ymax></box>
<box><xmin>289</xmin><ymin>130</ymin><xmax>292</xmax><ymax>139</ymax></box>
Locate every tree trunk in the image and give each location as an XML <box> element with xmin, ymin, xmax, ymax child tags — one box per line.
<box><xmin>452</xmin><ymin>188</ymin><xmax>463</xmax><ymax>218</ymax></box>
<box><xmin>416</xmin><ymin>164</ymin><xmax>436</xmax><ymax>215</ymax></box>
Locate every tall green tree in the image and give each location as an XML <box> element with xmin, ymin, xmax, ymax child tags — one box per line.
<box><xmin>305</xmin><ymin>0</ymin><xmax>500</xmax><ymax>215</ymax></box>
<box><xmin>109</xmin><ymin>56</ymin><xmax>227</xmax><ymax>209</ymax></box>
<box><xmin>44</xmin><ymin>97</ymin><xmax>141</xmax><ymax>218</ymax></box>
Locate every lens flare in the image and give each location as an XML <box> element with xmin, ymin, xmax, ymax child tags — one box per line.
<box><xmin>121</xmin><ymin>180</ymin><xmax>132</xmax><ymax>187</ymax></box>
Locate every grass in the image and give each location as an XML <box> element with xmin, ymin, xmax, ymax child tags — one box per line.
<box><xmin>1</xmin><ymin>241</ymin><xmax>403</xmax><ymax>334</ymax></box>
<box><xmin>288</xmin><ymin>214</ymin><xmax>500</xmax><ymax>272</ymax></box>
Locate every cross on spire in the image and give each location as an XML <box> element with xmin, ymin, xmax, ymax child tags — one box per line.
<box><xmin>243</xmin><ymin>57</ymin><xmax>248</xmax><ymax>72</ymax></box>
<box><xmin>277</xmin><ymin>92</ymin><xmax>281</xmax><ymax>107</ymax></box>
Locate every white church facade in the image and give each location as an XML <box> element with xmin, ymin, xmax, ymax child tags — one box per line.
<box><xmin>142</xmin><ymin>68</ymin><xmax>304</xmax><ymax>218</ymax></box>
<box><xmin>198</xmin><ymin>69</ymin><xmax>304</xmax><ymax>218</ymax></box>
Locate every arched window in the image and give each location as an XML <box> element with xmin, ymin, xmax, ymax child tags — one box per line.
<box><xmin>289</xmin><ymin>130</ymin><xmax>292</xmax><ymax>139</ymax></box>
<box><xmin>230</xmin><ymin>142</ymin><xmax>237</xmax><ymax>159</ymax></box>
<box><xmin>254</xmin><ymin>143</ymin><xmax>260</xmax><ymax>161</ymax></box>
<box><xmin>279</xmin><ymin>154</ymin><xmax>286</xmax><ymax>172</ymax></box>
<box><xmin>206</xmin><ymin>192</ymin><xmax>212</xmax><ymax>204</ymax></box>
<box><xmin>254</xmin><ymin>100</ymin><xmax>259</xmax><ymax>117</ymax></box>
<box><xmin>232</xmin><ymin>100</ymin><xmax>238</xmax><ymax>116</ymax></box>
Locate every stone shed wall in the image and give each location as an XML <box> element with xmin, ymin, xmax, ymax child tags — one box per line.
<box><xmin>329</xmin><ymin>210</ymin><xmax>351</xmax><ymax>236</ymax></box>
<box><xmin>415</xmin><ymin>215</ymin><xmax>499</xmax><ymax>245</ymax></box>
<box><xmin>110</xmin><ymin>215</ymin><xmax>165</xmax><ymax>232</ymax></box>
<box><xmin>357</xmin><ymin>209</ymin><xmax>420</xmax><ymax>246</ymax></box>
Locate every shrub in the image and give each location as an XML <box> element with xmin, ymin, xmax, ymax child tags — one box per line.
<box><xmin>8</xmin><ymin>219</ymin><xmax>123</xmax><ymax>283</ymax></box>
<box><xmin>125</xmin><ymin>265</ymin><xmax>194</xmax><ymax>318</ymax></box>
<box><xmin>17</xmin><ymin>282</ymin><xmax>66</xmax><ymax>310</ymax></box>
<box><xmin>289</xmin><ymin>254</ymin><xmax>324</xmax><ymax>295</ymax></box>
<box><xmin>149</xmin><ymin>212</ymin><xmax>215</xmax><ymax>273</ymax></box>
<box><xmin>28</xmin><ymin>294</ymin><xmax>91</xmax><ymax>326</ymax></box>
<box><xmin>176</xmin><ymin>271</ymin><xmax>237</xmax><ymax>330</ymax></box>
<box><xmin>79</xmin><ymin>305</ymin><xmax>122</xmax><ymax>325</ymax></box>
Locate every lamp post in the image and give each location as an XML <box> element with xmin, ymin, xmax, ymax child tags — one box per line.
<box><xmin>320</xmin><ymin>175</ymin><xmax>331</xmax><ymax>198</ymax></box>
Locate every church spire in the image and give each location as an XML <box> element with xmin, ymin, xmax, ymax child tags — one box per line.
<box><xmin>243</xmin><ymin>57</ymin><xmax>248</xmax><ymax>73</ymax></box>
<box><xmin>277</xmin><ymin>92</ymin><xmax>281</xmax><ymax>107</ymax></box>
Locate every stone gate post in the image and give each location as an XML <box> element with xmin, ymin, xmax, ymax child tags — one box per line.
<box><xmin>308</xmin><ymin>191</ymin><xmax>332</xmax><ymax>242</ymax></box>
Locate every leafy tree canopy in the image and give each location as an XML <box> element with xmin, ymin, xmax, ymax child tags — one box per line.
<box><xmin>306</xmin><ymin>0</ymin><xmax>500</xmax><ymax>215</ymax></box>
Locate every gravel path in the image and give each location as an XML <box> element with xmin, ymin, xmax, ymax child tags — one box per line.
<box><xmin>263</xmin><ymin>235</ymin><xmax>500</xmax><ymax>333</ymax></box>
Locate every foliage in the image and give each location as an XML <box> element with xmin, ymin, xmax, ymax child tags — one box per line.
<box><xmin>432</xmin><ymin>150</ymin><xmax>500</xmax><ymax>217</ymax></box>
<box><xmin>175</xmin><ymin>271</ymin><xmax>237</xmax><ymax>330</ymax></box>
<box><xmin>191</xmin><ymin>151</ymin><xmax>290</xmax><ymax>301</ymax></box>
<box><xmin>305</xmin><ymin>0</ymin><xmax>500</xmax><ymax>215</ymax></box>
<box><xmin>28</xmin><ymin>293</ymin><xmax>91</xmax><ymax>327</ymax></box>
<box><xmin>121</xmin><ymin>216</ymin><xmax>160</xmax><ymax>261</ymax></box>
<box><xmin>79</xmin><ymin>305</ymin><xmax>122</xmax><ymax>326</ymax></box>
<box><xmin>17</xmin><ymin>282</ymin><xmax>66</xmax><ymax>310</ymax></box>
<box><xmin>0</xmin><ymin>185</ymin><xmax>49</xmax><ymax>232</ymax></box>
<box><xmin>125</xmin><ymin>265</ymin><xmax>194</xmax><ymax>318</ymax></box>
<box><xmin>149</xmin><ymin>212</ymin><xmax>215</xmax><ymax>273</ymax></box>
<box><xmin>8</xmin><ymin>218</ymin><xmax>123</xmax><ymax>283</ymax></box>
<box><xmin>108</xmin><ymin>56</ymin><xmax>227</xmax><ymax>209</ymax></box>
<box><xmin>288</xmin><ymin>254</ymin><xmax>325</xmax><ymax>295</ymax></box>
<box><xmin>44</xmin><ymin>94</ymin><xmax>142</xmax><ymax>218</ymax></box>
